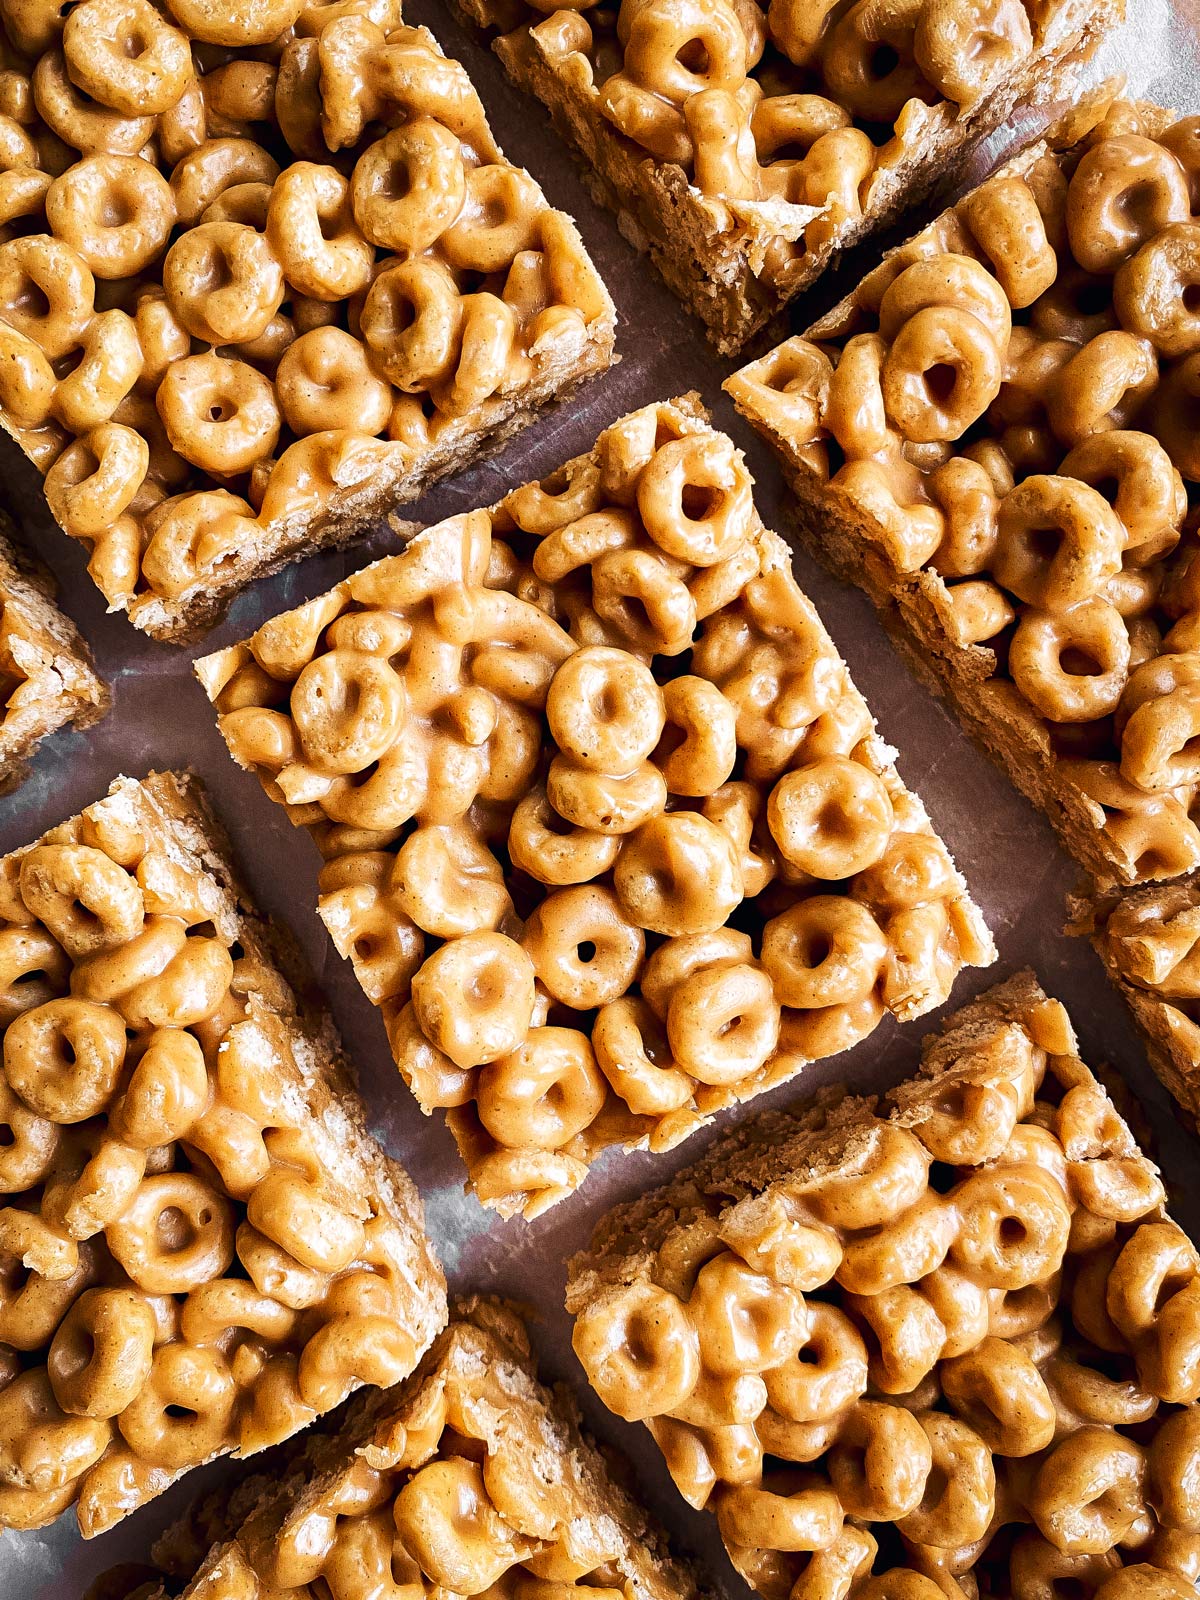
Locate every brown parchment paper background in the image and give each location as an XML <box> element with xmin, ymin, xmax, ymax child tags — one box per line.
<box><xmin>4</xmin><ymin>2</ymin><xmax>1200</xmax><ymax>1592</ymax></box>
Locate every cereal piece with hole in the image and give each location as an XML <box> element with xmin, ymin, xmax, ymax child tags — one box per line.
<box><xmin>196</xmin><ymin>395</ymin><xmax>993</xmax><ymax>1219</ymax></box>
<box><xmin>0</xmin><ymin>771</ymin><xmax>445</xmax><ymax>1536</ymax></box>
<box><xmin>566</xmin><ymin>970</ymin><xmax>1199</xmax><ymax>1600</ymax></box>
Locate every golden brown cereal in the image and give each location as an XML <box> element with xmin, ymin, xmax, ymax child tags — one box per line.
<box><xmin>106</xmin><ymin>1303</ymin><xmax>706</xmax><ymax>1600</ymax></box>
<box><xmin>0</xmin><ymin>771</ymin><xmax>445</xmax><ymax>1535</ymax></box>
<box><xmin>452</xmin><ymin>0</ymin><xmax>1118</xmax><ymax>352</ymax></box>
<box><xmin>729</xmin><ymin>95</ymin><xmax>1200</xmax><ymax>887</ymax></box>
<box><xmin>567</xmin><ymin>971</ymin><xmax>1198</xmax><ymax>1600</ymax></box>
<box><xmin>196</xmin><ymin>398</ymin><xmax>993</xmax><ymax>1218</ymax></box>
<box><xmin>0</xmin><ymin>513</ymin><xmax>107</xmax><ymax>793</ymax></box>
<box><xmin>0</xmin><ymin>0</ymin><xmax>615</xmax><ymax>642</ymax></box>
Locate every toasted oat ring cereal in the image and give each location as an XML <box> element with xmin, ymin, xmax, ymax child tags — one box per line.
<box><xmin>613</xmin><ymin>811</ymin><xmax>743</xmax><ymax>936</ymax></box>
<box><xmin>411</xmin><ymin>932</ymin><xmax>536</xmax><ymax>1070</ymax></box>
<box><xmin>547</xmin><ymin>646</ymin><xmax>665</xmax><ymax>771</ymax></box>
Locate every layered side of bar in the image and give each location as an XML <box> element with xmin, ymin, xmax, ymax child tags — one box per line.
<box><xmin>1071</xmin><ymin>875</ymin><xmax>1200</xmax><ymax>1130</ymax></box>
<box><xmin>456</xmin><ymin>0</ymin><xmax>1116</xmax><ymax>351</ymax></box>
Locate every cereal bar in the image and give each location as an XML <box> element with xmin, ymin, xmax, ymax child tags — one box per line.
<box><xmin>0</xmin><ymin>511</ymin><xmax>108</xmax><ymax>792</ymax></box>
<box><xmin>1070</xmin><ymin>875</ymin><xmax>1200</xmax><ymax>1130</ymax></box>
<box><xmin>453</xmin><ymin>0</ymin><xmax>1118</xmax><ymax>353</ymax></box>
<box><xmin>0</xmin><ymin>0</ymin><xmax>615</xmax><ymax>643</ymax></box>
<box><xmin>101</xmin><ymin>1301</ymin><xmax>709</xmax><ymax>1600</ymax></box>
<box><xmin>729</xmin><ymin>92</ymin><xmax>1200</xmax><ymax>888</ymax></box>
<box><xmin>195</xmin><ymin>396</ymin><xmax>994</xmax><ymax>1219</ymax></box>
<box><xmin>566</xmin><ymin>970</ymin><xmax>1200</xmax><ymax>1599</ymax></box>
<box><xmin>0</xmin><ymin>771</ymin><xmax>446</xmax><ymax>1536</ymax></box>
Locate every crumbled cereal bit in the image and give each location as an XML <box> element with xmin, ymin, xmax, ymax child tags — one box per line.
<box><xmin>566</xmin><ymin>970</ymin><xmax>1199</xmax><ymax>1600</ymax></box>
<box><xmin>453</xmin><ymin>0</ymin><xmax>1119</xmax><ymax>352</ymax></box>
<box><xmin>196</xmin><ymin>397</ymin><xmax>993</xmax><ymax>1219</ymax></box>
<box><xmin>113</xmin><ymin>1303</ymin><xmax>706</xmax><ymax>1600</ymax></box>
<box><xmin>0</xmin><ymin>771</ymin><xmax>446</xmax><ymax>1537</ymax></box>
<box><xmin>0</xmin><ymin>0</ymin><xmax>615</xmax><ymax>643</ymax></box>
<box><xmin>1072</xmin><ymin>873</ymin><xmax>1200</xmax><ymax>1128</ymax></box>
<box><xmin>730</xmin><ymin>95</ymin><xmax>1200</xmax><ymax>889</ymax></box>
<box><xmin>0</xmin><ymin>513</ymin><xmax>108</xmax><ymax>791</ymax></box>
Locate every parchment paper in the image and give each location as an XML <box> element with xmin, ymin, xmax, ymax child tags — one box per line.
<box><xmin>4</xmin><ymin>3</ymin><xmax>1200</xmax><ymax>1593</ymax></box>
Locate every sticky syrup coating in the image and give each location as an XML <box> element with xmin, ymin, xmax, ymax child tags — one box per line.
<box><xmin>197</xmin><ymin>399</ymin><xmax>993</xmax><ymax>1220</ymax></box>
<box><xmin>567</xmin><ymin>976</ymin><xmax>1200</xmax><ymax>1600</ymax></box>
<box><xmin>0</xmin><ymin>774</ymin><xmax>443</xmax><ymax>1536</ymax></box>
<box><xmin>470</xmin><ymin>0</ymin><xmax>1074</xmax><ymax>302</ymax></box>
<box><xmin>0</xmin><ymin>0</ymin><xmax>611</xmax><ymax>630</ymax></box>
<box><xmin>730</xmin><ymin>98</ymin><xmax>1200</xmax><ymax>886</ymax></box>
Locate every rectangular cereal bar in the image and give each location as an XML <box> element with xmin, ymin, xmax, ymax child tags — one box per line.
<box><xmin>195</xmin><ymin>396</ymin><xmax>993</xmax><ymax>1219</ymax></box>
<box><xmin>1071</xmin><ymin>875</ymin><xmax>1200</xmax><ymax>1128</ymax></box>
<box><xmin>566</xmin><ymin>970</ymin><xmax>1198</xmax><ymax>1599</ymax></box>
<box><xmin>729</xmin><ymin>92</ymin><xmax>1200</xmax><ymax>888</ymax></box>
<box><xmin>453</xmin><ymin>0</ymin><xmax>1118</xmax><ymax>352</ymax></box>
<box><xmin>0</xmin><ymin>0</ymin><xmax>615</xmax><ymax>643</ymax></box>
<box><xmin>0</xmin><ymin>511</ymin><xmax>108</xmax><ymax>792</ymax></box>
<box><xmin>100</xmin><ymin>1301</ymin><xmax>708</xmax><ymax>1600</ymax></box>
<box><xmin>0</xmin><ymin>771</ymin><xmax>446</xmax><ymax>1537</ymax></box>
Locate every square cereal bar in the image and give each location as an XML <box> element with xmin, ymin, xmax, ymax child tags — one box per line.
<box><xmin>0</xmin><ymin>771</ymin><xmax>446</xmax><ymax>1537</ymax></box>
<box><xmin>0</xmin><ymin>0</ymin><xmax>615</xmax><ymax>643</ymax></box>
<box><xmin>0</xmin><ymin>511</ymin><xmax>108</xmax><ymax>792</ymax></box>
<box><xmin>196</xmin><ymin>396</ymin><xmax>993</xmax><ymax>1219</ymax></box>
<box><xmin>101</xmin><ymin>1301</ymin><xmax>709</xmax><ymax>1600</ymax></box>
<box><xmin>1070</xmin><ymin>875</ymin><xmax>1200</xmax><ymax>1128</ymax></box>
<box><xmin>453</xmin><ymin>0</ymin><xmax>1117</xmax><ymax>352</ymax></box>
<box><xmin>729</xmin><ymin>92</ymin><xmax>1200</xmax><ymax>889</ymax></box>
<box><xmin>566</xmin><ymin>970</ymin><xmax>1200</xmax><ymax>1600</ymax></box>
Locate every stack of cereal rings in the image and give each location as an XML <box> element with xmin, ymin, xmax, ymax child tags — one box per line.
<box><xmin>0</xmin><ymin>0</ymin><xmax>612</xmax><ymax>634</ymax></box>
<box><xmin>198</xmin><ymin>400</ymin><xmax>993</xmax><ymax>1218</ymax></box>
